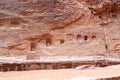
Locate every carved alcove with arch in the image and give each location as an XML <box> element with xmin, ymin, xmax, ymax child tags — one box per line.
<box><xmin>60</xmin><ymin>39</ymin><xmax>65</xmax><ymax>44</ymax></box>
<box><xmin>84</xmin><ymin>35</ymin><xmax>88</xmax><ymax>41</ymax></box>
<box><xmin>30</xmin><ymin>42</ymin><xmax>36</xmax><ymax>51</ymax></box>
<box><xmin>77</xmin><ymin>34</ymin><xmax>82</xmax><ymax>41</ymax></box>
<box><xmin>91</xmin><ymin>35</ymin><xmax>97</xmax><ymax>41</ymax></box>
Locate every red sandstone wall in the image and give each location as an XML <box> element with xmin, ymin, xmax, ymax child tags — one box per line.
<box><xmin>0</xmin><ymin>0</ymin><xmax>119</xmax><ymax>58</ymax></box>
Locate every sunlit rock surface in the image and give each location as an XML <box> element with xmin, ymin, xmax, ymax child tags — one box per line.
<box><xmin>0</xmin><ymin>0</ymin><xmax>119</xmax><ymax>59</ymax></box>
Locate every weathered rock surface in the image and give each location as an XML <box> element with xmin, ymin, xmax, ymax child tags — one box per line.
<box><xmin>0</xmin><ymin>0</ymin><xmax>119</xmax><ymax>59</ymax></box>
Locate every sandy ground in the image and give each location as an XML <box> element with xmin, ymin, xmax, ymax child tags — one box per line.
<box><xmin>0</xmin><ymin>66</ymin><xmax>120</xmax><ymax>80</ymax></box>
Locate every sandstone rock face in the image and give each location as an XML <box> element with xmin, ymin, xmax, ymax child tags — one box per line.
<box><xmin>0</xmin><ymin>0</ymin><xmax>119</xmax><ymax>59</ymax></box>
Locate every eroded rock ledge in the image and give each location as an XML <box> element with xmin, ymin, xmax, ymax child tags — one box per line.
<box><xmin>0</xmin><ymin>56</ymin><xmax>120</xmax><ymax>71</ymax></box>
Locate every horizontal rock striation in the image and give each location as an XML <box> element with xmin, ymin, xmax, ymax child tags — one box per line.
<box><xmin>0</xmin><ymin>60</ymin><xmax>120</xmax><ymax>72</ymax></box>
